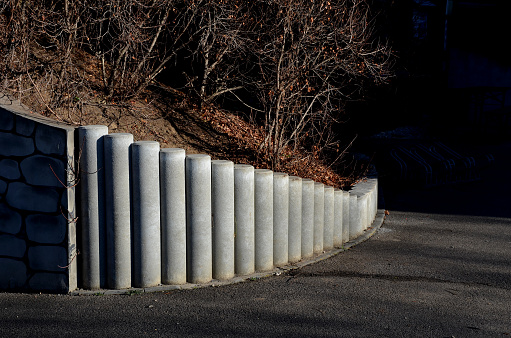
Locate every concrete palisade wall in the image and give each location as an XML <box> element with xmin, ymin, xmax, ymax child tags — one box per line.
<box><xmin>0</xmin><ymin>96</ymin><xmax>76</xmax><ymax>292</ymax></box>
<box><xmin>77</xmin><ymin>125</ymin><xmax>380</xmax><ymax>292</ymax></box>
<box><xmin>0</xmin><ymin>97</ymin><xmax>379</xmax><ymax>293</ymax></box>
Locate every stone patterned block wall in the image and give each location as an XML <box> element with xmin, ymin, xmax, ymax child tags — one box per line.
<box><xmin>0</xmin><ymin>96</ymin><xmax>76</xmax><ymax>293</ymax></box>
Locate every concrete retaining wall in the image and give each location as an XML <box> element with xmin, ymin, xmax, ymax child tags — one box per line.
<box><xmin>0</xmin><ymin>97</ymin><xmax>380</xmax><ymax>293</ymax></box>
<box><xmin>0</xmin><ymin>96</ymin><xmax>76</xmax><ymax>293</ymax></box>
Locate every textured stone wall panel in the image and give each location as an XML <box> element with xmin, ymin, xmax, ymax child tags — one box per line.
<box><xmin>20</xmin><ymin>155</ymin><xmax>66</xmax><ymax>187</ymax></box>
<box><xmin>0</xmin><ymin>179</ymin><xmax>7</xmax><ymax>195</ymax></box>
<box><xmin>35</xmin><ymin>124</ymin><xmax>67</xmax><ymax>156</ymax></box>
<box><xmin>0</xmin><ymin>258</ymin><xmax>27</xmax><ymax>289</ymax></box>
<box><xmin>0</xmin><ymin>235</ymin><xmax>26</xmax><ymax>258</ymax></box>
<box><xmin>28</xmin><ymin>273</ymin><xmax>68</xmax><ymax>292</ymax></box>
<box><xmin>26</xmin><ymin>214</ymin><xmax>67</xmax><ymax>244</ymax></box>
<box><xmin>0</xmin><ymin>159</ymin><xmax>21</xmax><ymax>180</ymax></box>
<box><xmin>6</xmin><ymin>182</ymin><xmax>60</xmax><ymax>213</ymax></box>
<box><xmin>15</xmin><ymin>115</ymin><xmax>35</xmax><ymax>136</ymax></box>
<box><xmin>0</xmin><ymin>108</ymin><xmax>14</xmax><ymax>131</ymax></box>
<box><xmin>28</xmin><ymin>246</ymin><xmax>68</xmax><ymax>272</ymax></box>
<box><xmin>0</xmin><ymin>96</ymin><xmax>76</xmax><ymax>293</ymax></box>
<box><xmin>0</xmin><ymin>132</ymin><xmax>35</xmax><ymax>157</ymax></box>
<box><xmin>0</xmin><ymin>202</ymin><xmax>22</xmax><ymax>234</ymax></box>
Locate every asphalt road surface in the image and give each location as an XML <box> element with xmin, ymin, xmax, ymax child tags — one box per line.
<box><xmin>1</xmin><ymin>141</ymin><xmax>510</xmax><ymax>337</ymax></box>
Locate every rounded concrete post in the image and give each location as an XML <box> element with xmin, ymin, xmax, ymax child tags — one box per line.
<box><xmin>254</xmin><ymin>169</ymin><xmax>273</xmax><ymax>272</ymax></box>
<box><xmin>368</xmin><ymin>180</ymin><xmax>378</xmax><ymax>225</ymax></box>
<box><xmin>333</xmin><ymin>189</ymin><xmax>343</xmax><ymax>248</ymax></box>
<box><xmin>78</xmin><ymin>125</ymin><xmax>108</xmax><ymax>290</ymax></box>
<box><xmin>273</xmin><ymin>172</ymin><xmax>289</xmax><ymax>266</ymax></box>
<box><xmin>301</xmin><ymin>179</ymin><xmax>315</xmax><ymax>259</ymax></box>
<box><xmin>104</xmin><ymin>133</ymin><xmax>133</xmax><ymax>289</ymax></box>
<box><xmin>234</xmin><ymin>164</ymin><xmax>255</xmax><ymax>275</ymax></box>
<box><xmin>132</xmin><ymin>141</ymin><xmax>161</xmax><ymax>288</ymax></box>
<box><xmin>360</xmin><ymin>194</ymin><xmax>369</xmax><ymax>230</ymax></box>
<box><xmin>374</xmin><ymin>180</ymin><xmax>379</xmax><ymax>217</ymax></box>
<box><xmin>370</xmin><ymin>186</ymin><xmax>376</xmax><ymax>224</ymax></box>
<box><xmin>186</xmin><ymin>154</ymin><xmax>212</xmax><ymax>284</ymax></box>
<box><xmin>288</xmin><ymin>176</ymin><xmax>302</xmax><ymax>263</ymax></box>
<box><xmin>342</xmin><ymin>191</ymin><xmax>350</xmax><ymax>244</ymax></box>
<box><xmin>160</xmin><ymin>148</ymin><xmax>187</xmax><ymax>285</ymax></box>
<box><xmin>349</xmin><ymin>193</ymin><xmax>360</xmax><ymax>240</ymax></box>
<box><xmin>313</xmin><ymin>183</ymin><xmax>325</xmax><ymax>255</ymax></box>
<box><xmin>323</xmin><ymin>186</ymin><xmax>334</xmax><ymax>251</ymax></box>
<box><xmin>212</xmin><ymin>160</ymin><xmax>235</xmax><ymax>280</ymax></box>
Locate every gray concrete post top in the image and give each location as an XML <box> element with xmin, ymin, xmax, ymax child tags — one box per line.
<box><xmin>132</xmin><ymin>140</ymin><xmax>160</xmax><ymax>147</ymax></box>
<box><xmin>302</xmin><ymin>178</ymin><xmax>315</xmax><ymax>186</ymax></box>
<box><xmin>78</xmin><ymin>124</ymin><xmax>108</xmax><ymax>131</ymax></box>
<box><xmin>161</xmin><ymin>147</ymin><xmax>186</xmax><ymax>154</ymax></box>
<box><xmin>187</xmin><ymin>153</ymin><xmax>211</xmax><ymax>159</ymax></box>
<box><xmin>212</xmin><ymin>159</ymin><xmax>233</xmax><ymax>166</ymax></box>
<box><xmin>234</xmin><ymin>164</ymin><xmax>255</xmax><ymax>170</ymax></box>
<box><xmin>104</xmin><ymin>132</ymin><xmax>133</xmax><ymax>139</ymax></box>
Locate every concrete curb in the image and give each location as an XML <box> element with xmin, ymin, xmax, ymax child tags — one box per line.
<box><xmin>70</xmin><ymin>209</ymin><xmax>386</xmax><ymax>296</ymax></box>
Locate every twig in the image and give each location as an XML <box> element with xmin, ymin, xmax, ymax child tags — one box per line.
<box><xmin>60</xmin><ymin>205</ymin><xmax>78</xmax><ymax>223</ymax></box>
<box><xmin>58</xmin><ymin>249</ymin><xmax>80</xmax><ymax>269</ymax></box>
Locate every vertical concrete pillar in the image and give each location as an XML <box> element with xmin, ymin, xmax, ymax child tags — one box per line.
<box><xmin>342</xmin><ymin>191</ymin><xmax>350</xmax><ymax>244</ymax></box>
<box><xmin>333</xmin><ymin>189</ymin><xmax>343</xmax><ymax>248</ymax></box>
<box><xmin>313</xmin><ymin>183</ymin><xmax>324</xmax><ymax>255</ymax></box>
<box><xmin>374</xmin><ymin>180</ymin><xmax>379</xmax><ymax>216</ymax></box>
<box><xmin>212</xmin><ymin>160</ymin><xmax>235</xmax><ymax>280</ymax></box>
<box><xmin>132</xmin><ymin>141</ymin><xmax>161</xmax><ymax>288</ymax></box>
<box><xmin>366</xmin><ymin>189</ymin><xmax>373</xmax><ymax>227</ymax></box>
<box><xmin>349</xmin><ymin>193</ymin><xmax>361</xmax><ymax>240</ymax></box>
<box><xmin>234</xmin><ymin>164</ymin><xmax>255</xmax><ymax>275</ymax></box>
<box><xmin>273</xmin><ymin>172</ymin><xmax>288</xmax><ymax>266</ymax></box>
<box><xmin>323</xmin><ymin>186</ymin><xmax>334</xmax><ymax>251</ymax></box>
<box><xmin>369</xmin><ymin>179</ymin><xmax>378</xmax><ymax>224</ymax></box>
<box><xmin>104</xmin><ymin>133</ymin><xmax>133</xmax><ymax>289</ymax></box>
<box><xmin>78</xmin><ymin>125</ymin><xmax>108</xmax><ymax>290</ymax></box>
<box><xmin>160</xmin><ymin>148</ymin><xmax>187</xmax><ymax>285</ymax></box>
<box><xmin>360</xmin><ymin>194</ymin><xmax>369</xmax><ymax>230</ymax></box>
<box><xmin>288</xmin><ymin>176</ymin><xmax>302</xmax><ymax>263</ymax></box>
<box><xmin>301</xmin><ymin>179</ymin><xmax>314</xmax><ymax>259</ymax></box>
<box><xmin>254</xmin><ymin>169</ymin><xmax>273</xmax><ymax>272</ymax></box>
<box><xmin>185</xmin><ymin>154</ymin><xmax>212</xmax><ymax>284</ymax></box>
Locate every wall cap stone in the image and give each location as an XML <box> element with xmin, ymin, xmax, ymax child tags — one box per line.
<box><xmin>0</xmin><ymin>94</ymin><xmax>75</xmax><ymax>132</ymax></box>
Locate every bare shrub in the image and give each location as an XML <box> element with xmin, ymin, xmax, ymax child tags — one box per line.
<box><xmin>186</xmin><ymin>0</ymin><xmax>393</xmax><ymax>169</ymax></box>
<box><xmin>1</xmin><ymin>0</ymin><xmax>393</xmax><ymax>171</ymax></box>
